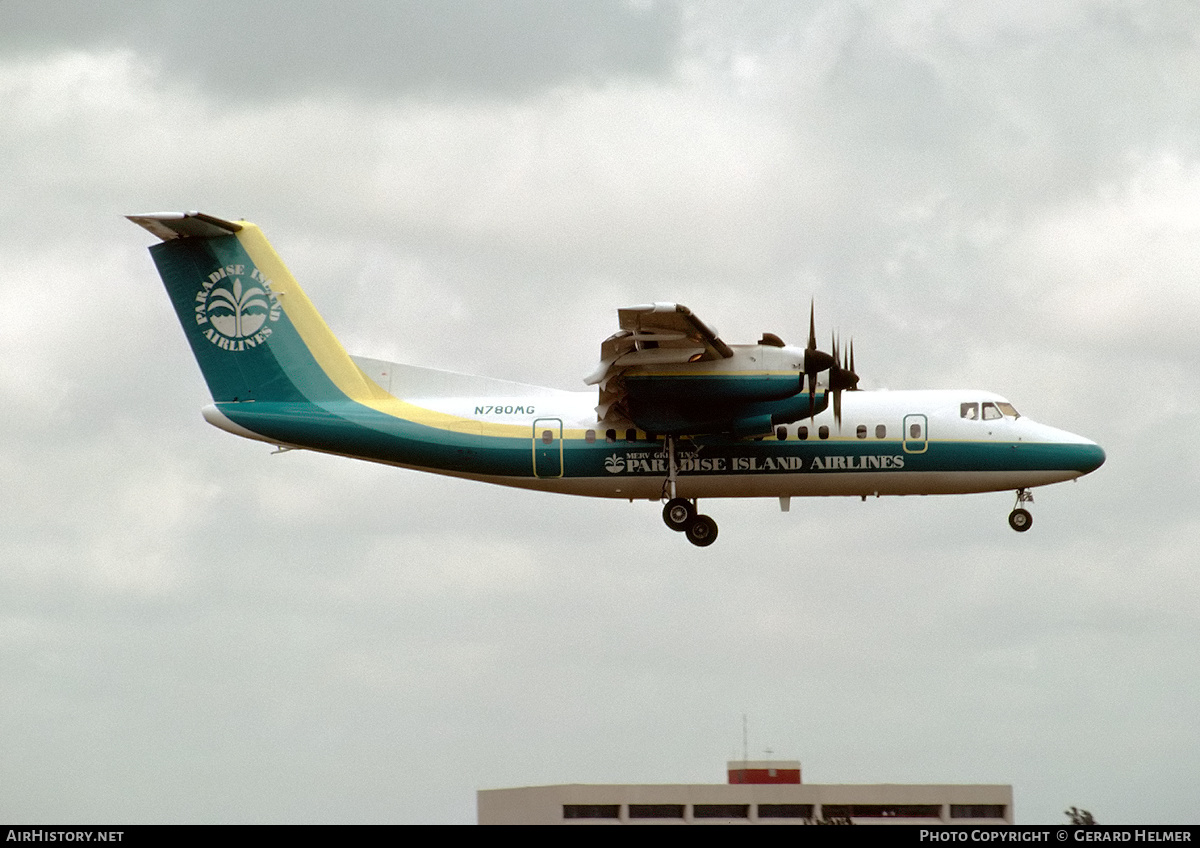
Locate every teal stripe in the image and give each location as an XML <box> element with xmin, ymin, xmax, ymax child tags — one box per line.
<box><xmin>218</xmin><ymin>401</ymin><xmax>528</xmax><ymax>475</ymax></box>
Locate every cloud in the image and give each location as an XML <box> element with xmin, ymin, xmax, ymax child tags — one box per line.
<box><xmin>0</xmin><ymin>0</ymin><xmax>682</xmax><ymax>100</ymax></box>
<box><xmin>2</xmin><ymin>1</ymin><xmax>1199</xmax><ymax>825</ymax></box>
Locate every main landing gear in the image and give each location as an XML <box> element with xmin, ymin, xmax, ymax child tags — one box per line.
<box><xmin>1008</xmin><ymin>488</ymin><xmax>1034</xmax><ymax>532</ymax></box>
<box><xmin>662</xmin><ymin>497</ymin><xmax>718</xmax><ymax>547</ymax></box>
<box><xmin>660</xmin><ymin>434</ymin><xmax>718</xmax><ymax>546</ymax></box>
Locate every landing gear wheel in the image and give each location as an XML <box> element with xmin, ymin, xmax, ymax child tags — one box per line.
<box><xmin>662</xmin><ymin>498</ymin><xmax>696</xmax><ymax>532</ymax></box>
<box><xmin>685</xmin><ymin>515</ymin><xmax>718</xmax><ymax>547</ymax></box>
<box><xmin>1008</xmin><ymin>508</ymin><xmax>1033</xmax><ymax>532</ymax></box>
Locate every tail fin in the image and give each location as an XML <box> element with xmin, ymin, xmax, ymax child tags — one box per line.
<box><xmin>129</xmin><ymin>212</ymin><xmax>387</xmax><ymax>405</ymax></box>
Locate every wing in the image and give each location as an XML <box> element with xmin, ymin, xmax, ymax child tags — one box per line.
<box><xmin>586</xmin><ymin>303</ymin><xmax>735</xmax><ymax>428</ymax></box>
<box><xmin>585</xmin><ymin>303</ymin><xmax>732</xmax><ymax>385</ymax></box>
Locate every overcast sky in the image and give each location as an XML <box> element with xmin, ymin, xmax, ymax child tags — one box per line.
<box><xmin>2</xmin><ymin>0</ymin><xmax>1197</xmax><ymax>825</ymax></box>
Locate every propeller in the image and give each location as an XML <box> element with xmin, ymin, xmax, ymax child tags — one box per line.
<box><xmin>802</xmin><ymin>301</ymin><xmax>836</xmax><ymax>418</ymax></box>
<box><xmin>790</xmin><ymin>301</ymin><xmax>860</xmax><ymax>427</ymax></box>
<box><xmin>769</xmin><ymin>301</ymin><xmax>861</xmax><ymax>425</ymax></box>
<box><xmin>826</xmin><ymin>333</ymin><xmax>860</xmax><ymax>428</ymax></box>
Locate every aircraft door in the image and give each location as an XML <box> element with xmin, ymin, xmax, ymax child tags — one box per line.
<box><xmin>903</xmin><ymin>414</ymin><xmax>928</xmax><ymax>454</ymax></box>
<box><xmin>533</xmin><ymin>418</ymin><xmax>563</xmax><ymax>478</ymax></box>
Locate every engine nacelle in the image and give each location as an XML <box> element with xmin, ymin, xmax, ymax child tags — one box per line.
<box><xmin>622</xmin><ymin>373</ymin><xmax>804</xmax><ymax>405</ymax></box>
<box><xmin>624</xmin><ymin>388</ymin><xmax>829</xmax><ymax>437</ymax></box>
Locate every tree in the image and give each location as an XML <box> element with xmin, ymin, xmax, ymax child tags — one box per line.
<box><xmin>1065</xmin><ymin>807</ymin><xmax>1097</xmax><ymax>825</ymax></box>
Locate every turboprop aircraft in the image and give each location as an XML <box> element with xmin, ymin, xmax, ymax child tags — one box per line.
<box><xmin>129</xmin><ymin>211</ymin><xmax>1105</xmax><ymax>547</ymax></box>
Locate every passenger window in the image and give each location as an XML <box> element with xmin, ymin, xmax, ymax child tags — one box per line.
<box><xmin>982</xmin><ymin>402</ymin><xmax>1001</xmax><ymax>421</ymax></box>
<box><xmin>856</xmin><ymin>425</ymin><xmax>867</xmax><ymax>439</ymax></box>
<box><xmin>776</xmin><ymin>426</ymin><xmax>787</xmax><ymax>441</ymax></box>
<box><xmin>797</xmin><ymin>426</ymin><xmax>808</xmax><ymax>441</ymax></box>
<box><xmin>605</xmin><ymin>429</ymin><xmax>616</xmax><ymax>443</ymax></box>
<box><xmin>875</xmin><ymin>424</ymin><xmax>886</xmax><ymax>439</ymax></box>
<box><xmin>818</xmin><ymin>425</ymin><xmax>829</xmax><ymax>440</ymax></box>
<box><xmin>585</xmin><ymin>429</ymin><xmax>596</xmax><ymax>443</ymax></box>
<box><xmin>961</xmin><ymin>403</ymin><xmax>979</xmax><ymax>420</ymax></box>
<box><xmin>625</xmin><ymin>428</ymin><xmax>637</xmax><ymax>442</ymax></box>
<box><xmin>910</xmin><ymin>422</ymin><xmax>922</xmax><ymax>439</ymax></box>
<box><xmin>541</xmin><ymin>430</ymin><xmax>554</xmax><ymax>445</ymax></box>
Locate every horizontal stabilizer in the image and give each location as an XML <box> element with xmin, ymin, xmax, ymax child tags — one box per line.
<box><xmin>126</xmin><ymin>211</ymin><xmax>243</xmax><ymax>242</ymax></box>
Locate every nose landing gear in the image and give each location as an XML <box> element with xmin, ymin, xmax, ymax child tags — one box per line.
<box><xmin>1008</xmin><ymin>488</ymin><xmax>1034</xmax><ymax>532</ymax></box>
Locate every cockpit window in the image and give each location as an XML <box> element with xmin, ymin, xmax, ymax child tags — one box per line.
<box><xmin>996</xmin><ymin>402</ymin><xmax>1019</xmax><ymax>418</ymax></box>
<box><xmin>961</xmin><ymin>402</ymin><xmax>979</xmax><ymax>420</ymax></box>
<box><xmin>982</xmin><ymin>402</ymin><xmax>1002</xmax><ymax>421</ymax></box>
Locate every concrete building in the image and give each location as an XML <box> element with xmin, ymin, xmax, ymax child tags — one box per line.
<box><xmin>478</xmin><ymin>761</ymin><xmax>1012</xmax><ymax>825</ymax></box>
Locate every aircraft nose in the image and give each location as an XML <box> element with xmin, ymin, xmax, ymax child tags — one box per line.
<box><xmin>1076</xmin><ymin>441</ymin><xmax>1106</xmax><ymax>475</ymax></box>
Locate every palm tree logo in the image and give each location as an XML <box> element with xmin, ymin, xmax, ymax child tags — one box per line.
<box><xmin>206</xmin><ymin>277</ymin><xmax>271</xmax><ymax>339</ymax></box>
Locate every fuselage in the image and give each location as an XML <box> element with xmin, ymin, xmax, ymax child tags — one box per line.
<box><xmin>203</xmin><ymin>358</ymin><xmax>1105</xmax><ymax>503</ymax></box>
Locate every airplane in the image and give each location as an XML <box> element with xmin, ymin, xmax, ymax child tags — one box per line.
<box><xmin>129</xmin><ymin>211</ymin><xmax>1105</xmax><ymax>547</ymax></box>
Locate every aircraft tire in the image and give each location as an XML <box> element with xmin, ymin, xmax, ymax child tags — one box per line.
<box><xmin>686</xmin><ymin>515</ymin><xmax>718</xmax><ymax>547</ymax></box>
<box><xmin>1008</xmin><ymin>508</ymin><xmax>1033</xmax><ymax>532</ymax></box>
<box><xmin>663</xmin><ymin>498</ymin><xmax>696</xmax><ymax>532</ymax></box>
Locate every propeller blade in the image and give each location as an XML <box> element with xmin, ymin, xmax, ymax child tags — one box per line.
<box><xmin>804</xmin><ymin>301</ymin><xmax>832</xmax><ymax>421</ymax></box>
<box><xmin>835</xmin><ymin>332</ymin><xmax>842</xmax><ymax>428</ymax></box>
<box><xmin>808</xmin><ymin>369</ymin><xmax>817</xmax><ymax>422</ymax></box>
<box><xmin>800</xmin><ymin>303</ymin><xmax>860</xmax><ymax>421</ymax></box>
